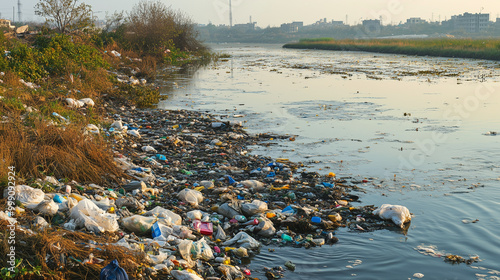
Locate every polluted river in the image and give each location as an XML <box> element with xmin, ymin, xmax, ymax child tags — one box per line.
<box><xmin>159</xmin><ymin>44</ymin><xmax>500</xmax><ymax>279</ymax></box>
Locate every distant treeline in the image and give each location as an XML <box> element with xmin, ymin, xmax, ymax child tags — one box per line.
<box><xmin>283</xmin><ymin>38</ymin><xmax>500</xmax><ymax>61</ymax></box>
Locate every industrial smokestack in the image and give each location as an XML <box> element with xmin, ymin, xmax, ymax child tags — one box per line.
<box><xmin>17</xmin><ymin>0</ymin><xmax>22</xmax><ymax>22</ymax></box>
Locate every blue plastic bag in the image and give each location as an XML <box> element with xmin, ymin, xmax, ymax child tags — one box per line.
<box><xmin>100</xmin><ymin>259</ymin><xmax>129</xmax><ymax>280</ymax></box>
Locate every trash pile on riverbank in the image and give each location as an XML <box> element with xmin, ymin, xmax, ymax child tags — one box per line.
<box><xmin>1</xmin><ymin>102</ymin><xmax>414</xmax><ymax>279</ymax></box>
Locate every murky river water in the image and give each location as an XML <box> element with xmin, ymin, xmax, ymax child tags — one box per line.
<box><xmin>159</xmin><ymin>44</ymin><xmax>500</xmax><ymax>279</ymax></box>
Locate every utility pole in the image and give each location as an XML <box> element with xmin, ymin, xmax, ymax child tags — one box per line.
<box><xmin>229</xmin><ymin>0</ymin><xmax>233</xmax><ymax>28</ymax></box>
<box><xmin>12</xmin><ymin>6</ymin><xmax>15</xmax><ymax>23</ymax></box>
<box><xmin>346</xmin><ymin>14</ymin><xmax>348</xmax><ymax>25</ymax></box>
<box><xmin>17</xmin><ymin>0</ymin><xmax>21</xmax><ymax>23</ymax></box>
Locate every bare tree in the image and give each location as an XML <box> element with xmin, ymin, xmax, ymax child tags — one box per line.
<box><xmin>125</xmin><ymin>0</ymin><xmax>203</xmax><ymax>54</ymax></box>
<box><xmin>35</xmin><ymin>0</ymin><xmax>92</xmax><ymax>33</ymax></box>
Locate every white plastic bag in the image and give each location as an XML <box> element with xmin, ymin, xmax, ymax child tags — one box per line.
<box><xmin>5</xmin><ymin>185</ymin><xmax>44</xmax><ymax>206</ymax></box>
<box><xmin>92</xmin><ymin>198</ymin><xmax>114</xmax><ymax>211</ymax></box>
<box><xmin>36</xmin><ymin>200</ymin><xmax>59</xmax><ymax>216</ymax></box>
<box><xmin>63</xmin><ymin>219</ymin><xmax>76</xmax><ymax>230</ymax></box>
<box><xmin>144</xmin><ymin>206</ymin><xmax>182</xmax><ymax>225</ymax></box>
<box><xmin>170</xmin><ymin>270</ymin><xmax>203</xmax><ymax>280</ymax></box>
<box><xmin>147</xmin><ymin>251</ymin><xmax>169</xmax><ymax>265</ymax></box>
<box><xmin>192</xmin><ymin>237</ymin><xmax>214</xmax><ymax>261</ymax></box>
<box><xmin>177</xmin><ymin>239</ymin><xmax>194</xmax><ymax>265</ymax></box>
<box><xmin>141</xmin><ymin>145</ymin><xmax>157</xmax><ymax>152</ymax></box>
<box><xmin>241</xmin><ymin>200</ymin><xmax>268</xmax><ymax>216</ymax></box>
<box><xmin>186</xmin><ymin>210</ymin><xmax>203</xmax><ymax>221</ymax></box>
<box><xmin>78</xmin><ymin>98</ymin><xmax>95</xmax><ymax>107</ymax></box>
<box><xmin>178</xmin><ymin>189</ymin><xmax>203</xmax><ymax>207</ymax></box>
<box><xmin>222</xmin><ymin>231</ymin><xmax>260</xmax><ymax>249</ymax></box>
<box><xmin>239</xmin><ymin>180</ymin><xmax>265</xmax><ymax>191</ymax></box>
<box><xmin>65</xmin><ymin>98</ymin><xmax>84</xmax><ymax>108</ymax></box>
<box><xmin>69</xmin><ymin>199</ymin><xmax>119</xmax><ymax>233</ymax></box>
<box><xmin>121</xmin><ymin>215</ymin><xmax>157</xmax><ymax>234</ymax></box>
<box><xmin>373</xmin><ymin>204</ymin><xmax>411</xmax><ymax>228</ymax></box>
<box><xmin>86</xmin><ymin>124</ymin><xmax>99</xmax><ymax>134</ymax></box>
<box><xmin>173</xmin><ymin>225</ymin><xmax>195</xmax><ymax>239</ymax></box>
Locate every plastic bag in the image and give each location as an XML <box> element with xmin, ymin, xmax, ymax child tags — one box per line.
<box><xmin>186</xmin><ymin>210</ymin><xmax>203</xmax><ymax>221</ymax></box>
<box><xmin>63</xmin><ymin>219</ymin><xmax>76</xmax><ymax>230</ymax></box>
<box><xmin>86</xmin><ymin>124</ymin><xmax>99</xmax><ymax>134</ymax></box>
<box><xmin>215</xmin><ymin>224</ymin><xmax>227</xmax><ymax>240</ymax></box>
<box><xmin>70</xmin><ymin>199</ymin><xmax>119</xmax><ymax>233</ymax></box>
<box><xmin>33</xmin><ymin>216</ymin><xmax>49</xmax><ymax>229</ymax></box>
<box><xmin>65</xmin><ymin>98</ymin><xmax>84</xmax><ymax>108</ymax></box>
<box><xmin>116</xmin><ymin>196</ymin><xmax>145</xmax><ymax>211</ymax></box>
<box><xmin>144</xmin><ymin>206</ymin><xmax>182</xmax><ymax>225</ymax></box>
<box><xmin>35</xmin><ymin>200</ymin><xmax>58</xmax><ymax>216</ymax></box>
<box><xmin>93</xmin><ymin>198</ymin><xmax>114</xmax><ymax>211</ymax></box>
<box><xmin>178</xmin><ymin>239</ymin><xmax>194</xmax><ymax>264</ymax></box>
<box><xmin>231</xmin><ymin>247</ymin><xmax>248</xmax><ymax>258</ymax></box>
<box><xmin>192</xmin><ymin>237</ymin><xmax>214</xmax><ymax>261</ymax></box>
<box><xmin>217</xmin><ymin>203</ymin><xmax>240</xmax><ymax>218</ymax></box>
<box><xmin>219</xmin><ymin>264</ymin><xmax>243</xmax><ymax>280</ymax></box>
<box><xmin>170</xmin><ymin>270</ymin><xmax>203</xmax><ymax>280</ymax></box>
<box><xmin>178</xmin><ymin>189</ymin><xmax>203</xmax><ymax>207</ymax></box>
<box><xmin>254</xmin><ymin>220</ymin><xmax>276</xmax><ymax>237</ymax></box>
<box><xmin>239</xmin><ymin>180</ymin><xmax>265</xmax><ymax>191</ymax></box>
<box><xmin>121</xmin><ymin>215</ymin><xmax>157</xmax><ymax>234</ymax></box>
<box><xmin>5</xmin><ymin>185</ymin><xmax>44</xmax><ymax>206</ymax></box>
<box><xmin>173</xmin><ymin>225</ymin><xmax>195</xmax><ymax>239</ymax></box>
<box><xmin>222</xmin><ymin>231</ymin><xmax>260</xmax><ymax>249</ymax></box>
<box><xmin>198</xmin><ymin>180</ymin><xmax>214</xmax><ymax>188</ymax></box>
<box><xmin>373</xmin><ymin>204</ymin><xmax>411</xmax><ymax>228</ymax></box>
<box><xmin>147</xmin><ymin>251</ymin><xmax>169</xmax><ymax>265</ymax></box>
<box><xmin>0</xmin><ymin>211</ymin><xmax>16</xmax><ymax>224</ymax></box>
<box><xmin>79</xmin><ymin>98</ymin><xmax>95</xmax><ymax>107</ymax></box>
<box><xmin>141</xmin><ymin>145</ymin><xmax>157</xmax><ymax>152</ymax></box>
<box><xmin>100</xmin><ymin>259</ymin><xmax>129</xmax><ymax>280</ymax></box>
<box><xmin>241</xmin><ymin>200</ymin><xmax>268</xmax><ymax>216</ymax></box>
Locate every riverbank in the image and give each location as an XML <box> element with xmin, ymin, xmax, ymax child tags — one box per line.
<box><xmin>0</xmin><ymin>33</ymin><xmax>410</xmax><ymax>279</ymax></box>
<box><xmin>1</xmin><ymin>98</ymin><xmax>413</xmax><ymax>279</ymax></box>
<box><xmin>283</xmin><ymin>38</ymin><xmax>500</xmax><ymax>61</ymax></box>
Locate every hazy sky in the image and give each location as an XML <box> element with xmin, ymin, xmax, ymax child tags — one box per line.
<box><xmin>1</xmin><ymin>0</ymin><xmax>500</xmax><ymax>27</ymax></box>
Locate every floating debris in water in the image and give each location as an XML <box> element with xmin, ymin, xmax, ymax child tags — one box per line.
<box><xmin>462</xmin><ymin>219</ymin><xmax>479</xmax><ymax>224</ymax></box>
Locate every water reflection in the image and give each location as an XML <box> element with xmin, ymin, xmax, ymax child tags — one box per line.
<box><xmin>158</xmin><ymin>44</ymin><xmax>500</xmax><ymax>279</ymax></box>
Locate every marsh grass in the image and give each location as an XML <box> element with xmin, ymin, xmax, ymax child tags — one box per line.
<box><xmin>284</xmin><ymin>38</ymin><xmax>500</xmax><ymax>60</ymax></box>
<box><xmin>0</xmin><ymin>221</ymin><xmax>146</xmax><ymax>279</ymax></box>
<box><xmin>0</xmin><ymin>120</ymin><xmax>125</xmax><ymax>188</ymax></box>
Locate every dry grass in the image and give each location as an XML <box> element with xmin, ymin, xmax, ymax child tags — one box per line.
<box><xmin>0</xmin><ymin>120</ymin><xmax>125</xmax><ymax>189</ymax></box>
<box><xmin>1</xmin><ymin>71</ymin><xmax>22</xmax><ymax>87</ymax></box>
<box><xmin>0</xmin><ymin>220</ymin><xmax>147</xmax><ymax>279</ymax></box>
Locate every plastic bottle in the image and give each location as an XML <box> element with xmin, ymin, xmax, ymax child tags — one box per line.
<box><xmin>281</xmin><ymin>233</ymin><xmax>293</xmax><ymax>241</ymax></box>
<box><xmin>311</xmin><ymin>216</ymin><xmax>322</xmax><ymax>223</ymax></box>
<box><xmin>234</xmin><ymin>215</ymin><xmax>247</xmax><ymax>223</ymax></box>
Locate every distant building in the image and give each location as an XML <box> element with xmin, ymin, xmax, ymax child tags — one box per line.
<box><xmin>233</xmin><ymin>22</ymin><xmax>256</xmax><ymax>31</ymax></box>
<box><xmin>406</xmin><ymin>17</ymin><xmax>426</xmax><ymax>25</ymax></box>
<box><xmin>312</xmin><ymin>18</ymin><xmax>343</xmax><ymax>27</ymax></box>
<box><xmin>449</xmin><ymin>12</ymin><xmax>489</xmax><ymax>33</ymax></box>
<box><xmin>281</xmin><ymin>21</ymin><xmax>303</xmax><ymax>33</ymax></box>
<box><xmin>362</xmin><ymin>19</ymin><xmax>381</xmax><ymax>33</ymax></box>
